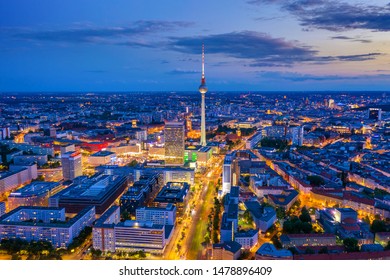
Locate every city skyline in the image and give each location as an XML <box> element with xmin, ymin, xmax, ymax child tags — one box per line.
<box><xmin>2</xmin><ymin>0</ymin><xmax>390</xmax><ymax>92</ymax></box>
<box><xmin>0</xmin><ymin>90</ymin><xmax>389</xmax><ymax>260</ymax></box>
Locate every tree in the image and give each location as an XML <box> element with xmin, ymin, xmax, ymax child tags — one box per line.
<box><xmin>385</xmin><ymin>241</ymin><xmax>390</xmax><ymax>251</ymax></box>
<box><xmin>305</xmin><ymin>247</ymin><xmax>315</xmax><ymax>254</ymax></box>
<box><xmin>138</xmin><ymin>251</ymin><xmax>146</xmax><ymax>258</ymax></box>
<box><xmin>283</xmin><ymin>216</ymin><xmax>302</xmax><ymax>234</ymax></box>
<box><xmin>307</xmin><ymin>175</ymin><xmax>325</xmax><ymax>187</ymax></box>
<box><xmin>121</xmin><ymin>210</ymin><xmax>130</xmax><ymax>221</ymax></box>
<box><xmin>343</xmin><ymin>238</ymin><xmax>359</xmax><ymax>252</ymax></box>
<box><xmin>319</xmin><ymin>247</ymin><xmax>328</xmax><ymax>254</ymax></box>
<box><xmin>242</xmin><ymin>210</ymin><xmax>253</xmax><ymax>224</ymax></box>
<box><xmin>301</xmin><ymin>222</ymin><xmax>313</xmax><ymax>234</ymax></box>
<box><xmin>340</xmin><ymin>171</ymin><xmax>348</xmax><ymax>187</ymax></box>
<box><xmin>288</xmin><ymin>247</ymin><xmax>299</xmax><ymax>255</ymax></box>
<box><xmin>11</xmin><ymin>253</ymin><xmax>21</xmax><ymax>260</ymax></box>
<box><xmin>127</xmin><ymin>160</ymin><xmax>138</xmax><ymax>167</ymax></box>
<box><xmin>299</xmin><ymin>207</ymin><xmax>311</xmax><ymax>223</ymax></box>
<box><xmin>370</xmin><ymin>220</ymin><xmax>387</xmax><ymax>233</ymax></box>
<box><xmin>276</xmin><ymin>207</ymin><xmax>286</xmax><ymax>220</ymax></box>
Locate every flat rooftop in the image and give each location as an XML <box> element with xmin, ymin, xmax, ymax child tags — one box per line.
<box><xmin>0</xmin><ymin>168</ymin><xmax>27</xmax><ymax>179</ymax></box>
<box><xmin>120</xmin><ymin>220</ymin><xmax>164</xmax><ymax>229</ymax></box>
<box><xmin>51</xmin><ymin>174</ymin><xmax>127</xmax><ymax>202</ymax></box>
<box><xmin>154</xmin><ymin>182</ymin><xmax>189</xmax><ymax>202</ymax></box>
<box><xmin>0</xmin><ymin>206</ymin><xmax>94</xmax><ymax>228</ymax></box>
<box><xmin>9</xmin><ymin>181</ymin><xmax>60</xmax><ymax>197</ymax></box>
<box><xmin>91</xmin><ymin>151</ymin><xmax>116</xmax><ymax>157</ymax></box>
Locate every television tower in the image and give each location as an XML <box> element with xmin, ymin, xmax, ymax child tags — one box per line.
<box><xmin>199</xmin><ymin>43</ymin><xmax>208</xmax><ymax>146</ymax></box>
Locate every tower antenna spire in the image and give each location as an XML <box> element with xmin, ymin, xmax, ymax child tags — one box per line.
<box><xmin>201</xmin><ymin>43</ymin><xmax>205</xmax><ymax>84</ymax></box>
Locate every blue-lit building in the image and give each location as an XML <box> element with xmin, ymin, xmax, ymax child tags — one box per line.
<box><xmin>0</xmin><ymin>202</ymin><xmax>5</xmax><ymax>217</ymax></box>
<box><xmin>49</xmin><ymin>174</ymin><xmax>128</xmax><ymax>215</ymax></box>
<box><xmin>153</xmin><ymin>182</ymin><xmax>190</xmax><ymax>215</ymax></box>
<box><xmin>120</xmin><ymin>174</ymin><xmax>159</xmax><ymax>214</ymax></box>
<box><xmin>244</xmin><ymin>201</ymin><xmax>277</xmax><ymax>233</ymax></box>
<box><xmin>0</xmin><ymin>206</ymin><xmax>95</xmax><ymax>248</ymax></box>
<box><xmin>8</xmin><ymin>181</ymin><xmax>63</xmax><ymax>210</ymax></box>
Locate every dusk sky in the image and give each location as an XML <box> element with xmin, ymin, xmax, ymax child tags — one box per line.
<box><xmin>1</xmin><ymin>0</ymin><xmax>390</xmax><ymax>92</ymax></box>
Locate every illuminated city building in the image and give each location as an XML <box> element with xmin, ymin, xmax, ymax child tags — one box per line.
<box><xmin>8</xmin><ymin>181</ymin><xmax>63</xmax><ymax>210</ymax></box>
<box><xmin>0</xmin><ymin>202</ymin><xmax>5</xmax><ymax>217</ymax></box>
<box><xmin>49</xmin><ymin>174</ymin><xmax>128</xmax><ymax>215</ymax></box>
<box><xmin>136</xmin><ymin>204</ymin><xmax>176</xmax><ymax>226</ymax></box>
<box><xmin>212</xmin><ymin>241</ymin><xmax>242</xmax><ymax>260</ymax></box>
<box><xmin>0</xmin><ymin>166</ymin><xmax>35</xmax><ymax>196</ymax></box>
<box><xmin>61</xmin><ymin>151</ymin><xmax>82</xmax><ymax>180</ymax></box>
<box><xmin>290</xmin><ymin>126</ymin><xmax>304</xmax><ymax>146</ymax></box>
<box><xmin>93</xmin><ymin>206</ymin><xmax>173</xmax><ymax>254</ymax></box>
<box><xmin>88</xmin><ymin>150</ymin><xmax>116</xmax><ymax>167</ymax></box>
<box><xmin>368</xmin><ymin>108</ymin><xmax>382</xmax><ymax>121</ymax></box>
<box><xmin>0</xmin><ymin>206</ymin><xmax>95</xmax><ymax>248</ymax></box>
<box><xmin>153</xmin><ymin>182</ymin><xmax>190</xmax><ymax>215</ymax></box>
<box><xmin>164</xmin><ymin>121</ymin><xmax>185</xmax><ymax>166</ymax></box>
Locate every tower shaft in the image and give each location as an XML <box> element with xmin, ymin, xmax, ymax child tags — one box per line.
<box><xmin>199</xmin><ymin>43</ymin><xmax>207</xmax><ymax>147</ymax></box>
<box><xmin>201</xmin><ymin>92</ymin><xmax>206</xmax><ymax>146</ymax></box>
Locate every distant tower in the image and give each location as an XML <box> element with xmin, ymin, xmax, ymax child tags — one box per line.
<box><xmin>199</xmin><ymin>43</ymin><xmax>208</xmax><ymax>146</ymax></box>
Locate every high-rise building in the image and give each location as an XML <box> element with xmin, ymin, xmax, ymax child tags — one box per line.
<box><xmin>164</xmin><ymin>121</ymin><xmax>185</xmax><ymax>166</ymax></box>
<box><xmin>0</xmin><ymin>202</ymin><xmax>5</xmax><ymax>217</ymax></box>
<box><xmin>61</xmin><ymin>151</ymin><xmax>82</xmax><ymax>181</ymax></box>
<box><xmin>0</xmin><ymin>127</ymin><xmax>11</xmax><ymax>140</ymax></box>
<box><xmin>368</xmin><ymin>108</ymin><xmax>382</xmax><ymax>121</ymax></box>
<box><xmin>222</xmin><ymin>154</ymin><xmax>233</xmax><ymax>194</ymax></box>
<box><xmin>199</xmin><ymin>44</ymin><xmax>208</xmax><ymax>146</ymax></box>
<box><xmin>291</xmin><ymin>126</ymin><xmax>304</xmax><ymax>146</ymax></box>
<box><xmin>328</xmin><ymin>99</ymin><xmax>335</xmax><ymax>109</ymax></box>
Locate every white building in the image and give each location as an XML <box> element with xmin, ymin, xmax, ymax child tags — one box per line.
<box><xmin>245</xmin><ymin>130</ymin><xmax>263</xmax><ymax>149</ymax></box>
<box><xmin>222</xmin><ymin>154</ymin><xmax>233</xmax><ymax>194</ymax></box>
<box><xmin>234</xmin><ymin>229</ymin><xmax>259</xmax><ymax>250</ymax></box>
<box><xmin>107</xmin><ymin>144</ymin><xmax>141</xmax><ymax>155</ymax></box>
<box><xmin>9</xmin><ymin>163</ymin><xmax>38</xmax><ymax>181</ymax></box>
<box><xmin>8</xmin><ymin>181</ymin><xmax>62</xmax><ymax>210</ymax></box>
<box><xmin>92</xmin><ymin>206</ymin><xmax>120</xmax><ymax>252</ymax></box>
<box><xmin>88</xmin><ymin>151</ymin><xmax>116</xmax><ymax>167</ymax></box>
<box><xmin>290</xmin><ymin>126</ymin><xmax>304</xmax><ymax>146</ymax></box>
<box><xmin>61</xmin><ymin>151</ymin><xmax>82</xmax><ymax>180</ymax></box>
<box><xmin>0</xmin><ymin>206</ymin><xmax>95</xmax><ymax>248</ymax></box>
<box><xmin>0</xmin><ymin>166</ymin><xmax>34</xmax><ymax>196</ymax></box>
<box><xmin>136</xmin><ymin>204</ymin><xmax>176</xmax><ymax>225</ymax></box>
<box><xmin>93</xmin><ymin>206</ymin><xmax>173</xmax><ymax>254</ymax></box>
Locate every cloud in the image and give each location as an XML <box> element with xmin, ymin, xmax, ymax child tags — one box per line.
<box><xmin>168</xmin><ymin>31</ymin><xmax>382</xmax><ymax>67</ymax></box>
<box><xmin>257</xmin><ymin>71</ymin><xmax>390</xmax><ymax>82</ymax></box>
<box><xmin>335</xmin><ymin>53</ymin><xmax>380</xmax><ymax>61</ymax></box>
<box><xmin>330</xmin><ymin>35</ymin><xmax>372</xmax><ymax>43</ymax></box>
<box><xmin>168</xmin><ymin>69</ymin><xmax>201</xmax><ymax>75</ymax></box>
<box><xmin>331</xmin><ymin>36</ymin><xmax>372</xmax><ymax>43</ymax></box>
<box><xmin>10</xmin><ymin>20</ymin><xmax>192</xmax><ymax>44</ymax></box>
<box><xmin>169</xmin><ymin>31</ymin><xmax>316</xmax><ymax>67</ymax></box>
<box><xmin>249</xmin><ymin>0</ymin><xmax>390</xmax><ymax>32</ymax></box>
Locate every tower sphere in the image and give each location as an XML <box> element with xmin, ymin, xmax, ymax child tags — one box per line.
<box><xmin>199</xmin><ymin>84</ymin><xmax>208</xmax><ymax>94</ymax></box>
